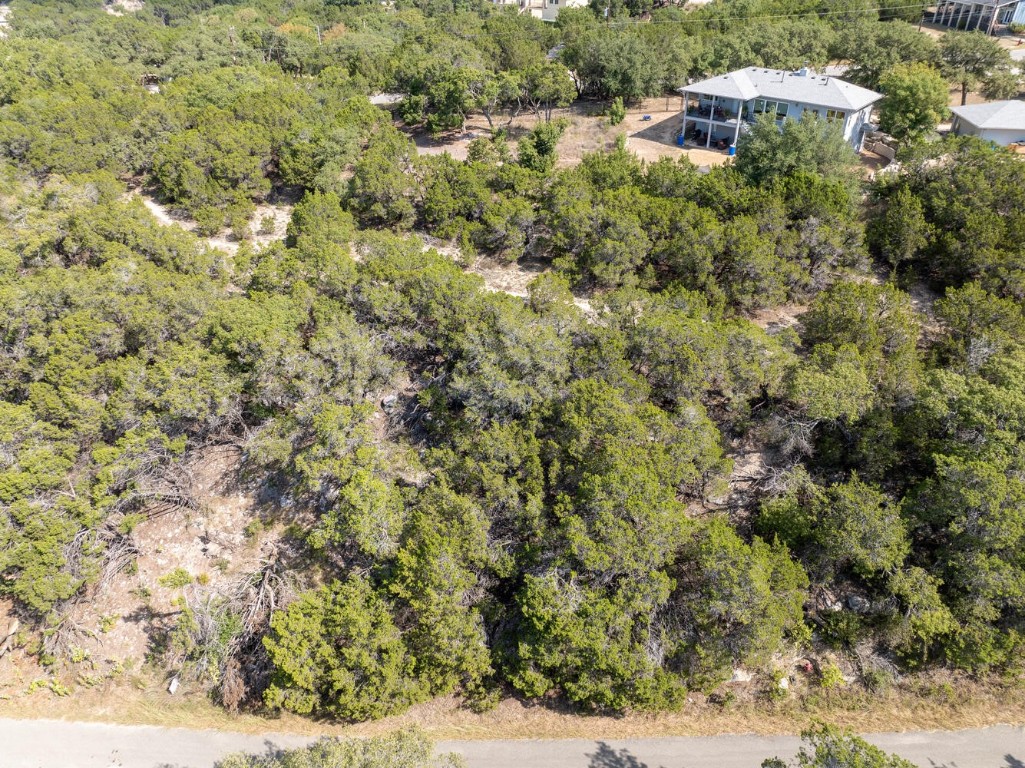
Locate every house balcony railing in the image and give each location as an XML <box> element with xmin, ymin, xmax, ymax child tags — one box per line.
<box><xmin>693</xmin><ymin>103</ymin><xmax>740</xmax><ymax>122</ymax></box>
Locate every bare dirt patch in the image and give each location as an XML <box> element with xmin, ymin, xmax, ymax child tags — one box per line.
<box><xmin>622</xmin><ymin>101</ymin><xmax>731</xmax><ymax>168</ymax></box>
<box><xmin>0</xmin><ymin>446</ymin><xmax>281</xmax><ymax>705</ymax></box>
<box><xmin>750</xmin><ymin>304</ymin><xmax>808</xmax><ymax>333</ymax></box>
<box><xmin>105</xmin><ymin>0</ymin><xmax>144</xmax><ymax>16</ymax></box>
<box><xmin>859</xmin><ymin>149</ymin><xmax>891</xmax><ymax>179</ymax></box>
<box><xmin>89</xmin><ymin>446</ymin><xmax>273</xmax><ymax>657</ymax></box>
<box><xmin>128</xmin><ymin>188</ymin><xmax>294</xmax><ymax>255</ymax></box>
<box><xmin>468</xmin><ymin>257</ymin><xmax>546</xmax><ymax>297</ymax></box>
<box><xmin>907</xmin><ymin>279</ymin><xmax>944</xmax><ymax>343</ymax></box>
<box><xmin>420</xmin><ymin>235</ymin><xmax>597</xmax><ymax>317</ymax></box>
<box><xmin>405</xmin><ymin>97</ymin><xmax>725</xmax><ymax>169</ymax></box>
<box><xmin>250</xmin><ymin>202</ymin><xmax>293</xmax><ymax>248</ymax></box>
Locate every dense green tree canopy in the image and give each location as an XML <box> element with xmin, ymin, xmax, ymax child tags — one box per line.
<box><xmin>878</xmin><ymin>63</ymin><xmax>950</xmax><ymax>143</ymax></box>
<box><xmin>2</xmin><ymin>0</ymin><xmax>1025</xmax><ymax>729</ymax></box>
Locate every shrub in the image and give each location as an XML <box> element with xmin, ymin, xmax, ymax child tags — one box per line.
<box><xmin>158</xmin><ymin>568</ymin><xmax>193</xmax><ymax>589</ymax></box>
<box><xmin>818</xmin><ymin>662</ymin><xmax>846</xmax><ymax>689</ymax></box>
<box><xmin>609</xmin><ymin>97</ymin><xmax>626</xmax><ymax>126</ymax></box>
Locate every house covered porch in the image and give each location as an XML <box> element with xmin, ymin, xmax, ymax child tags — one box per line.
<box><xmin>681</xmin><ymin>93</ymin><xmax>745</xmax><ymax>150</ymax></box>
<box><xmin>680</xmin><ymin>92</ymin><xmax>787</xmax><ymax>150</ymax></box>
<box><xmin>929</xmin><ymin>0</ymin><xmax>1023</xmax><ymax>32</ymax></box>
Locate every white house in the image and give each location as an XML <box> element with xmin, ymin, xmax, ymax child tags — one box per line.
<box><xmin>492</xmin><ymin>0</ymin><xmax>588</xmax><ymax>21</ymax></box>
<box><xmin>678</xmin><ymin>67</ymin><xmax>882</xmax><ymax>152</ymax></box>
<box><xmin>929</xmin><ymin>0</ymin><xmax>1025</xmax><ymax>35</ymax></box>
<box><xmin>950</xmin><ymin>100</ymin><xmax>1025</xmax><ymax>146</ymax></box>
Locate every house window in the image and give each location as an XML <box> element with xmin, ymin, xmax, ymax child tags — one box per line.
<box><xmin>826</xmin><ymin>109</ymin><xmax>846</xmax><ymax>123</ymax></box>
<box><xmin>754</xmin><ymin>99</ymin><xmax>788</xmax><ymax>120</ymax></box>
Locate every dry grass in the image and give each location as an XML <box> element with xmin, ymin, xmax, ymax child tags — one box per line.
<box><xmin>407</xmin><ymin>97</ymin><xmax>730</xmax><ymax>170</ymax></box>
<box><xmin>2</xmin><ymin>675</ymin><xmax>1022</xmax><ymax>740</ymax></box>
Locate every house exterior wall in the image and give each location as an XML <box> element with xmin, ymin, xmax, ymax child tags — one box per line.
<box><xmin>846</xmin><ymin>106</ymin><xmax>874</xmax><ymax>148</ymax></box>
<box><xmin>953</xmin><ymin>120</ymin><xmax>1025</xmax><ymax>145</ymax></box>
<box><xmin>688</xmin><ymin>94</ymin><xmax>872</xmax><ymax>149</ymax></box>
<box><xmin>504</xmin><ymin>0</ymin><xmax>586</xmax><ymax>21</ymax></box>
<box><xmin>778</xmin><ymin>103</ymin><xmax>872</xmax><ymax>146</ymax></box>
<box><xmin>540</xmin><ymin>0</ymin><xmax>576</xmax><ymax>21</ymax></box>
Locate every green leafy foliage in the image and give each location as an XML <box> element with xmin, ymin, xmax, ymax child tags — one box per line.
<box><xmin>672</xmin><ymin>518</ymin><xmax>810</xmax><ymax>685</ymax></box>
<box><xmin>878</xmin><ymin>63</ymin><xmax>949</xmax><ymax>143</ymax></box>
<box><xmin>218</xmin><ymin>728</ymin><xmax>465</xmax><ymax>768</ymax></box>
<box><xmin>5</xmin><ymin>0</ymin><xmax>1025</xmax><ymax>727</ymax></box>
<box><xmin>872</xmin><ymin>138</ymin><xmax>1025</xmax><ymax>298</ymax></box>
<box><xmin>939</xmin><ymin>31</ymin><xmax>1016</xmax><ymax>105</ymax></box>
<box><xmin>735</xmin><ymin>113</ymin><xmax>859</xmax><ymax>190</ymax></box>
<box><xmin>763</xmin><ymin>723</ymin><xmax>918</xmax><ymax>768</ymax></box>
<box><xmin>264</xmin><ymin>577</ymin><xmax>426</xmax><ymax>721</ymax></box>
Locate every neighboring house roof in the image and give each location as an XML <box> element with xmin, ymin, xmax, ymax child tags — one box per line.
<box><xmin>951</xmin><ymin>100</ymin><xmax>1025</xmax><ymax>130</ymax></box>
<box><xmin>681</xmin><ymin>67</ymin><xmax>882</xmax><ymax>112</ymax></box>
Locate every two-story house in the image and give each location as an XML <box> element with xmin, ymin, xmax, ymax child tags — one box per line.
<box><xmin>491</xmin><ymin>0</ymin><xmax>588</xmax><ymax>21</ymax></box>
<box><xmin>929</xmin><ymin>0</ymin><xmax>1025</xmax><ymax>35</ymax></box>
<box><xmin>678</xmin><ymin>67</ymin><xmax>882</xmax><ymax>152</ymax></box>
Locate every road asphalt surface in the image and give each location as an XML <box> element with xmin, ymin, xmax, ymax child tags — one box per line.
<box><xmin>0</xmin><ymin>718</ymin><xmax>1022</xmax><ymax>768</ymax></box>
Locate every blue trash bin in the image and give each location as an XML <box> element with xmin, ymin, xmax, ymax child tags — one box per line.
<box><xmin>676</xmin><ymin>134</ymin><xmax>685</xmax><ymax>147</ymax></box>
<box><xmin>728</xmin><ymin>144</ymin><xmax>736</xmax><ymax>156</ymax></box>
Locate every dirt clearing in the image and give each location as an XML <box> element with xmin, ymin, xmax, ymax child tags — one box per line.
<box><xmin>407</xmin><ymin>97</ymin><xmax>731</xmax><ymax>169</ymax></box>
<box><xmin>105</xmin><ymin>0</ymin><xmax>144</xmax><ymax>15</ymax></box>
<box><xmin>129</xmin><ymin>188</ymin><xmax>294</xmax><ymax>255</ymax></box>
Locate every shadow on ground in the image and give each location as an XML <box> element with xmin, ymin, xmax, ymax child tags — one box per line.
<box><xmin>629</xmin><ymin>112</ymin><xmax>681</xmax><ymax>148</ymax></box>
<box><xmin>588</xmin><ymin>741</ymin><xmax>667</xmax><ymax>768</ymax></box>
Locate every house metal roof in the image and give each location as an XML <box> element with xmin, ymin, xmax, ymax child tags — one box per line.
<box><xmin>951</xmin><ymin>100</ymin><xmax>1025</xmax><ymax>130</ymax></box>
<box><xmin>680</xmin><ymin>67</ymin><xmax>882</xmax><ymax>112</ymax></box>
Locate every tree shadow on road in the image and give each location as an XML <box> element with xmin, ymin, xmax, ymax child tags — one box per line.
<box><xmin>927</xmin><ymin>755</ymin><xmax>1024</xmax><ymax>768</ymax></box>
<box><xmin>588</xmin><ymin>741</ymin><xmax>664</xmax><ymax>768</ymax></box>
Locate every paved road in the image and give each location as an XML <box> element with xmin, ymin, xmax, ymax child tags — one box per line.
<box><xmin>0</xmin><ymin>718</ymin><xmax>1022</xmax><ymax>768</ymax></box>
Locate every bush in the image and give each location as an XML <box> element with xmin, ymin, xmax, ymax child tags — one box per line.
<box><xmin>818</xmin><ymin>662</ymin><xmax>846</xmax><ymax>689</ymax></box>
<box><xmin>819</xmin><ymin>611</ymin><xmax>868</xmax><ymax>649</ymax></box>
<box><xmin>609</xmin><ymin>97</ymin><xmax>626</xmax><ymax>126</ymax></box>
<box><xmin>263</xmin><ymin>577</ymin><xmax>426</xmax><ymax>721</ymax></box>
<box><xmin>766</xmin><ymin>669</ymin><xmax>789</xmax><ymax>701</ymax></box>
<box><xmin>217</xmin><ymin>728</ymin><xmax>464</xmax><ymax>768</ymax></box>
<box><xmin>158</xmin><ymin>568</ymin><xmax>193</xmax><ymax>589</ymax></box>
<box><xmin>861</xmin><ymin>667</ymin><xmax>894</xmax><ymax>693</ymax></box>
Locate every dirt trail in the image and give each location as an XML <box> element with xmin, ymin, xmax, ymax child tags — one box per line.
<box><xmin>135</xmin><ymin>191</ymin><xmax>596</xmax><ymax>315</ymax></box>
<box><xmin>468</xmin><ymin>258</ymin><xmax>595</xmax><ymax>316</ymax></box>
<box><xmin>419</xmin><ymin>236</ymin><xmax>596</xmax><ymax>317</ymax></box>
<box><xmin>104</xmin><ymin>0</ymin><xmax>143</xmax><ymax>16</ymax></box>
<box><xmin>0</xmin><ymin>3</ymin><xmax>11</xmax><ymax>36</ymax></box>
<box><xmin>129</xmin><ymin>189</ymin><xmax>292</xmax><ymax>255</ymax></box>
